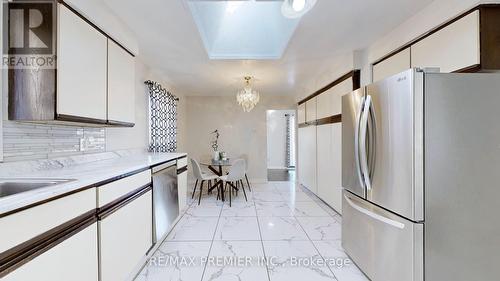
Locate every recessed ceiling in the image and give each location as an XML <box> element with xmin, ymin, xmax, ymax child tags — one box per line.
<box><xmin>103</xmin><ymin>0</ymin><xmax>434</xmax><ymax>97</ymax></box>
<box><xmin>187</xmin><ymin>0</ymin><xmax>300</xmax><ymax>59</ymax></box>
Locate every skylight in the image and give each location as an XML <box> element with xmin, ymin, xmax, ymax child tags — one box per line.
<box><xmin>187</xmin><ymin>0</ymin><xmax>301</xmax><ymax>60</ymax></box>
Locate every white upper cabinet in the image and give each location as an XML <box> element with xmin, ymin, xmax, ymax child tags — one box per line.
<box><xmin>373</xmin><ymin>48</ymin><xmax>411</xmax><ymax>82</ymax></box>
<box><xmin>305</xmin><ymin>98</ymin><xmax>317</xmax><ymax>123</ymax></box>
<box><xmin>107</xmin><ymin>39</ymin><xmax>136</xmax><ymax>124</ymax></box>
<box><xmin>411</xmin><ymin>11</ymin><xmax>480</xmax><ymax>73</ymax></box>
<box><xmin>316</xmin><ymin>78</ymin><xmax>352</xmax><ymax>119</ymax></box>
<box><xmin>297</xmin><ymin>103</ymin><xmax>306</xmax><ymax>124</ymax></box>
<box><xmin>57</xmin><ymin>4</ymin><xmax>107</xmax><ymax>121</ymax></box>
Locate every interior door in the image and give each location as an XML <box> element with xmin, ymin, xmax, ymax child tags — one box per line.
<box><xmin>365</xmin><ymin>69</ymin><xmax>423</xmax><ymax>221</ymax></box>
<box><xmin>341</xmin><ymin>88</ymin><xmax>366</xmax><ymax>198</ymax></box>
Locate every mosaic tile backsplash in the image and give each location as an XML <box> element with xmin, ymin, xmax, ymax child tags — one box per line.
<box><xmin>3</xmin><ymin>121</ymin><xmax>106</xmax><ymax>162</ymax></box>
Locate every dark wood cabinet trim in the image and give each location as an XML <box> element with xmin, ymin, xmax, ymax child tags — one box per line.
<box><xmin>177</xmin><ymin>166</ymin><xmax>188</xmax><ymax>174</ymax></box>
<box><xmin>57</xmin><ymin>0</ymin><xmax>135</xmax><ymax>57</ymax></box>
<box><xmin>298</xmin><ymin>70</ymin><xmax>361</xmax><ymax>105</ymax></box>
<box><xmin>298</xmin><ymin>114</ymin><xmax>342</xmax><ymax>128</ymax></box>
<box><xmin>0</xmin><ymin>210</ymin><xmax>97</xmax><ymax>278</ymax></box>
<box><xmin>316</xmin><ymin>115</ymin><xmax>342</xmax><ymax>126</ymax></box>
<box><xmin>97</xmin><ymin>184</ymin><xmax>152</xmax><ymax>220</ymax></box>
<box><xmin>372</xmin><ymin>4</ymin><xmax>500</xmax><ymax>69</ymax></box>
<box><xmin>479</xmin><ymin>6</ymin><xmax>500</xmax><ymax>70</ymax></box>
<box><xmin>107</xmin><ymin>120</ymin><xmax>135</xmax><ymax>127</ymax></box>
<box><xmin>55</xmin><ymin>114</ymin><xmax>108</xmax><ymax>125</ymax></box>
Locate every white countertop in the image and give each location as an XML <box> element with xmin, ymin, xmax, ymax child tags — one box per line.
<box><xmin>0</xmin><ymin>151</ymin><xmax>187</xmax><ymax>216</ymax></box>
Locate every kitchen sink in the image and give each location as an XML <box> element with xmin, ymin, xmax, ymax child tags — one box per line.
<box><xmin>0</xmin><ymin>179</ymin><xmax>75</xmax><ymax>198</ymax></box>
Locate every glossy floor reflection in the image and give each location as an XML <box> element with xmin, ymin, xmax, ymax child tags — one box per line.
<box><xmin>135</xmin><ymin>182</ymin><xmax>369</xmax><ymax>281</ymax></box>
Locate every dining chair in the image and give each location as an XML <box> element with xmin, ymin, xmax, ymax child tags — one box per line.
<box><xmin>240</xmin><ymin>154</ymin><xmax>252</xmax><ymax>192</ymax></box>
<box><xmin>219</xmin><ymin>159</ymin><xmax>248</xmax><ymax>207</ymax></box>
<box><xmin>190</xmin><ymin>158</ymin><xmax>219</xmax><ymax>205</ymax></box>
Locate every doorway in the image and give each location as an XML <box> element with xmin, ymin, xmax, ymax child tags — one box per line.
<box><xmin>266</xmin><ymin>110</ymin><xmax>296</xmax><ymax>181</ymax></box>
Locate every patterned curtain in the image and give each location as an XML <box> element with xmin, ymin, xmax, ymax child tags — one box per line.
<box><xmin>145</xmin><ymin>80</ymin><xmax>178</xmax><ymax>152</ymax></box>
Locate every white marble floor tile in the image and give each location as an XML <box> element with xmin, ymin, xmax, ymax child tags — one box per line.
<box><xmin>186</xmin><ymin>203</ymin><xmax>223</xmax><ymax>217</ymax></box>
<box><xmin>279</xmin><ymin>191</ymin><xmax>315</xmax><ymax>202</ymax></box>
<box><xmin>202</xmin><ymin>241</ymin><xmax>268</xmax><ymax>281</ymax></box>
<box><xmin>249</xmin><ymin>183</ymin><xmax>277</xmax><ymax>192</ymax></box>
<box><xmin>167</xmin><ymin>215</ymin><xmax>219</xmax><ymax>241</ymax></box>
<box><xmin>263</xmin><ymin>241</ymin><xmax>336</xmax><ymax>281</ymax></box>
<box><xmin>224</xmin><ymin>189</ymin><xmax>253</xmax><ymax>202</ymax></box>
<box><xmin>289</xmin><ymin>202</ymin><xmax>331</xmax><ymax>217</ymax></box>
<box><xmin>296</xmin><ymin>217</ymin><xmax>341</xmax><ymax>240</ymax></box>
<box><xmin>313</xmin><ymin>240</ymin><xmax>369</xmax><ymax>281</ymax></box>
<box><xmin>258</xmin><ymin>217</ymin><xmax>309</xmax><ymax>241</ymax></box>
<box><xmin>221</xmin><ymin>201</ymin><xmax>256</xmax><ymax>217</ymax></box>
<box><xmin>253</xmin><ymin>191</ymin><xmax>285</xmax><ymax>202</ymax></box>
<box><xmin>255</xmin><ymin>201</ymin><xmax>295</xmax><ymax>217</ymax></box>
<box><xmin>214</xmin><ymin>217</ymin><xmax>261</xmax><ymax>241</ymax></box>
<box><xmin>135</xmin><ymin>241</ymin><xmax>211</xmax><ymax>281</ymax></box>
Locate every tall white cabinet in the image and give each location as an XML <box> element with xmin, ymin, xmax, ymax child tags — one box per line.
<box><xmin>298</xmin><ymin>126</ymin><xmax>317</xmax><ymax>194</ymax></box>
<box><xmin>297</xmin><ymin>71</ymin><xmax>358</xmax><ymax>214</ymax></box>
<box><xmin>57</xmin><ymin>4</ymin><xmax>107</xmax><ymax>121</ymax></box>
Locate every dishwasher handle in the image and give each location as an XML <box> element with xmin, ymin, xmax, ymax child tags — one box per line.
<box><xmin>177</xmin><ymin>166</ymin><xmax>188</xmax><ymax>174</ymax></box>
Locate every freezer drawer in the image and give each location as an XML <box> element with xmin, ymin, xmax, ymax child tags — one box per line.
<box><xmin>342</xmin><ymin>191</ymin><xmax>423</xmax><ymax>281</ymax></box>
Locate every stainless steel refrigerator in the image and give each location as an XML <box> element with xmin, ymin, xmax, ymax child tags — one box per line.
<box><xmin>341</xmin><ymin>69</ymin><xmax>500</xmax><ymax>281</ymax></box>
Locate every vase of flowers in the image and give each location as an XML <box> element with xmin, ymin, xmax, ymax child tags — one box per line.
<box><xmin>211</xmin><ymin>130</ymin><xmax>220</xmax><ymax>161</ymax></box>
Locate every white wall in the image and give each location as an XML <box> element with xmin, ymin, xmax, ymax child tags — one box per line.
<box><xmin>185</xmin><ymin>95</ymin><xmax>296</xmax><ymax>182</ymax></box>
<box><xmin>266</xmin><ymin>110</ymin><xmax>295</xmax><ymax>169</ymax></box>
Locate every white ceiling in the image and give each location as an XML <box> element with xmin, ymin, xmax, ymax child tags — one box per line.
<box><xmin>103</xmin><ymin>0</ymin><xmax>433</xmax><ymax>97</ymax></box>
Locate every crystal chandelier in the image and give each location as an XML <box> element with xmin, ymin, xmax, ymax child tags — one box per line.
<box><xmin>236</xmin><ymin>76</ymin><xmax>260</xmax><ymax>112</ymax></box>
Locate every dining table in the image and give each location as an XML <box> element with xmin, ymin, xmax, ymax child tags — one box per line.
<box><xmin>199</xmin><ymin>159</ymin><xmax>235</xmax><ymax>202</ymax></box>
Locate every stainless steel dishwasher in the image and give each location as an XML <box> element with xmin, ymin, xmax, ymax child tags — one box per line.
<box><xmin>152</xmin><ymin>160</ymin><xmax>179</xmax><ymax>244</ymax></box>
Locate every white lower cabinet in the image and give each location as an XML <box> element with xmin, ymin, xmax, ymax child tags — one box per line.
<box><xmin>317</xmin><ymin>123</ymin><xmax>342</xmax><ymax>214</ymax></box>
<box><xmin>4</xmin><ymin>223</ymin><xmax>99</xmax><ymax>281</ymax></box>
<box><xmin>298</xmin><ymin>126</ymin><xmax>317</xmax><ymax>194</ymax></box>
<box><xmin>178</xmin><ymin>169</ymin><xmax>188</xmax><ymax>212</ymax></box>
<box><xmin>99</xmin><ymin>190</ymin><xmax>152</xmax><ymax>281</ymax></box>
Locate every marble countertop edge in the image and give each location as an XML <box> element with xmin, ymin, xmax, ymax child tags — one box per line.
<box><xmin>0</xmin><ymin>152</ymin><xmax>187</xmax><ymax>216</ymax></box>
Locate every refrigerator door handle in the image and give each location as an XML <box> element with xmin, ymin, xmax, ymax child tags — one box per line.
<box><xmin>354</xmin><ymin>97</ymin><xmax>365</xmax><ymax>188</ymax></box>
<box><xmin>344</xmin><ymin>194</ymin><xmax>405</xmax><ymax>229</ymax></box>
<box><xmin>359</xmin><ymin>95</ymin><xmax>372</xmax><ymax>190</ymax></box>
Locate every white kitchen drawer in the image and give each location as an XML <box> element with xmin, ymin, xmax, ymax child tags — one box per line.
<box><xmin>97</xmin><ymin>169</ymin><xmax>151</xmax><ymax>208</ymax></box>
<box><xmin>99</xmin><ymin>190</ymin><xmax>152</xmax><ymax>281</ymax></box>
<box><xmin>0</xmin><ymin>188</ymin><xmax>96</xmax><ymax>253</ymax></box>
<box><xmin>3</xmin><ymin>223</ymin><xmax>99</xmax><ymax>281</ymax></box>
<box><xmin>177</xmin><ymin>157</ymin><xmax>187</xmax><ymax>168</ymax></box>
